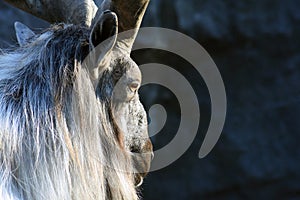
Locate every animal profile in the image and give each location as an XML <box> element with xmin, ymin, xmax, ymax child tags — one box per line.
<box><xmin>0</xmin><ymin>0</ymin><xmax>153</xmax><ymax>199</ymax></box>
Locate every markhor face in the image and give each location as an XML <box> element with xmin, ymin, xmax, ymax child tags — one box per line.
<box><xmin>110</xmin><ymin>56</ymin><xmax>153</xmax><ymax>186</ymax></box>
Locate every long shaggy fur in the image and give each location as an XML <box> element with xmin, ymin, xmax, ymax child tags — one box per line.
<box><xmin>0</xmin><ymin>24</ymin><xmax>138</xmax><ymax>200</ymax></box>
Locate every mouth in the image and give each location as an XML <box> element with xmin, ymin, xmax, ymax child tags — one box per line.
<box><xmin>134</xmin><ymin>174</ymin><xmax>144</xmax><ymax>187</ymax></box>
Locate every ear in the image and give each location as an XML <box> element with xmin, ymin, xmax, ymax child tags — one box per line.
<box><xmin>89</xmin><ymin>10</ymin><xmax>118</xmax><ymax>65</ymax></box>
<box><xmin>14</xmin><ymin>22</ymin><xmax>35</xmax><ymax>47</ymax></box>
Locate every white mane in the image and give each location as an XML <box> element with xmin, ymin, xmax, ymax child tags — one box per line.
<box><xmin>0</xmin><ymin>24</ymin><xmax>139</xmax><ymax>200</ymax></box>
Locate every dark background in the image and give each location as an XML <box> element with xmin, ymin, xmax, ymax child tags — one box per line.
<box><xmin>1</xmin><ymin>0</ymin><xmax>299</xmax><ymax>199</ymax></box>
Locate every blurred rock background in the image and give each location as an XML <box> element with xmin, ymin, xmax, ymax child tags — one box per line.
<box><xmin>1</xmin><ymin>0</ymin><xmax>299</xmax><ymax>199</ymax></box>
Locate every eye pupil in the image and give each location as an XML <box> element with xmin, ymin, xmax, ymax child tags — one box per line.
<box><xmin>113</xmin><ymin>67</ymin><xmax>123</xmax><ymax>81</ymax></box>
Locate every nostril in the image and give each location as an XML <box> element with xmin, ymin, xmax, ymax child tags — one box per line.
<box><xmin>129</xmin><ymin>81</ymin><xmax>140</xmax><ymax>92</ymax></box>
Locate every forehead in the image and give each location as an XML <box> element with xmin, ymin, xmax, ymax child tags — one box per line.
<box><xmin>112</xmin><ymin>55</ymin><xmax>137</xmax><ymax>70</ymax></box>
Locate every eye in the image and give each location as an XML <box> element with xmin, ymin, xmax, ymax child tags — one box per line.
<box><xmin>129</xmin><ymin>81</ymin><xmax>140</xmax><ymax>93</ymax></box>
<box><xmin>112</xmin><ymin>67</ymin><xmax>123</xmax><ymax>81</ymax></box>
<box><xmin>114</xmin><ymin>69</ymin><xmax>122</xmax><ymax>77</ymax></box>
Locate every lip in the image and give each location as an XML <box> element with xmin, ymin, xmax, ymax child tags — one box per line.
<box><xmin>151</xmin><ymin>152</ymin><xmax>154</xmax><ymax>160</ymax></box>
<box><xmin>134</xmin><ymin>175</ymin><xmax>144</xmax><ymax>187</ymax></box>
